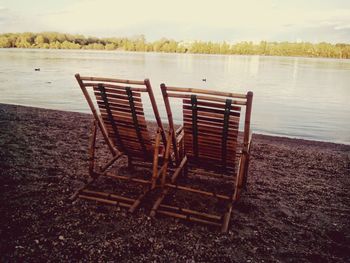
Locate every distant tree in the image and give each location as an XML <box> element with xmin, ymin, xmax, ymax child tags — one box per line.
<box><xmin>105</xmin><ymin>43</ymin><xmax>116</xmax><ymax>50</ymax></box>
<box><xmin>49</xmin><ymin>41</ymin><xmax>61</xmax><ymax>49</ymax></box>
<box><xmin>0</xmin><ymin>36</ymin><xmax>11</xmax><ymax>48</ymax></box>
<box><xmin>0</xmin><ymin>31</ymin><xmax>349</xmax><ymax>59</ymax></box>
<box><xmin>34</xmin><ymin>35</ymin><xmax>47</xmax><ymax>47</ymax></box>
<box><xmin>60</xmin><ymin>40</ymin><xmax>81</xmax><ymax>49</ymax></box>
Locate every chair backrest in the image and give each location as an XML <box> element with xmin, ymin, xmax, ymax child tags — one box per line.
<box><xmin>161</xmin><ymin>84</ymin><xmax>253</xmax><ymax>174</ymax></box>
<box><xmin>75</xmin><ymin>74</ymin><xmax>166</xmax><ymax>160</ymax></box>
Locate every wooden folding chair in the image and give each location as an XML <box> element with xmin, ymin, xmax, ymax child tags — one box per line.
<box><xmin>151</xmin><ymin>84</ymin><xmax>253</xmax><ymax>232</ymax></box>
<box><xmin>70</xmin><ymin>74</ymin><xmax>171</xmax><ymax>213</ymax></box>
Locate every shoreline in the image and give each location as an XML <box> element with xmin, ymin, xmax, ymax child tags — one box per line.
<box><xmin>1</xmin><ymin>103</ymin><xmax>349</xmax><ymax>261</ymax></box>
<box><xmin>2</xmin><ymin>47</ymin><xmax>350</xmax><ymax>61</ymax></box>
<box><xmin>1</xmin><ymin>102</ymin><xmax>348</xmax><ymax>146</ymax></box>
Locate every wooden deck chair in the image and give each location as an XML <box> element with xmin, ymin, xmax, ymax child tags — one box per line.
<box><xmin>70</xmin><ymin>74</ymin><xmax>171</xmax><ymax>213</ymax></box>
<box><xmin>151</xmin><ymin>84</ymin><xmax>253</xmax><ymax>233</ymax></box>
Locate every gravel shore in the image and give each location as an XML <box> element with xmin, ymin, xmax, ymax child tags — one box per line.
<box><xmin>0</xmin><ymin>103</ymin><xmax>349</xmax><ymax>262</ymax></box>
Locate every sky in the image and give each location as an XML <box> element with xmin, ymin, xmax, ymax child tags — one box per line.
<box><xmin>0</xmin><ymin>0</ymin><xmax>350</xmax><ymax>43</ymax></box>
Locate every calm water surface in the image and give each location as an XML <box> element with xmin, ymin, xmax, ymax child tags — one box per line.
<box><xmin>0</xmin><ymin>49</ymin><xmax>349</xmax><ymax>144</ymax></box>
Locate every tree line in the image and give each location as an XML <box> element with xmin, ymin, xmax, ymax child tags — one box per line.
<box><xmin>0</xmin><ymin>32</ymin><xmax>349</xmax><ymax>59</ymax></box>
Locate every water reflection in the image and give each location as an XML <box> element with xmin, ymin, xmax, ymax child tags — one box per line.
<box><xmin>0</xmin><ymin>49</ymin><xmax>349</xmax><ymax>144</ymax></box>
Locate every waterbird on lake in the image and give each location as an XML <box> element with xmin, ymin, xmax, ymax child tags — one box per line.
<box><xmin>202</xmin><ymin>78</ymin><xmax>206</xmax><ymax>82</ymax></box>
<box><xmin>35</xmin><ymin>68</ymin><xmax>40</xmax><ymax>71</ymax></box>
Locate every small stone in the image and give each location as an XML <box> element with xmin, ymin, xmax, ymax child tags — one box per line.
<box><xmin>34</xmin><ymin>239</ymin><xmax>39</xmax><ymax>244</ymax></box>
<box><xmin>58</xmin><ymin>235</ymin><xmax>64</xmax><ymax>240</ymax></box>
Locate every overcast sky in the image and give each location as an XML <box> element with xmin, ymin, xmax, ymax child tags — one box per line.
<box><xmin>0</xmin><ymin>0</ymin><xmax>349</xmax><ymax>43</ymax></box>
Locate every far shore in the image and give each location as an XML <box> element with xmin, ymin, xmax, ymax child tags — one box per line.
<box><xmin>1</xmin><ymin>47</ymin><xmax>350</xmax><ymax>61</ymax></box>
<box><xmin>0</xmin><ymin>103</ymin><xmax>349</xmax><ymax>262</ymax></box>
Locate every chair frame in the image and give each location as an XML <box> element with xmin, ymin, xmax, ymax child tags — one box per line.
<box><xmin>70</xmin><ymin>74</ymin><xmax>170</xmax><ymax>213</ymax></box>
<box><xmin>151</xmin><ymin>84</ymin><xmax>253</xmax><ymax>232</ymax></box>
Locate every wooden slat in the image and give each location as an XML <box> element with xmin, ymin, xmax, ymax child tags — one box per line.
<box><xmin>192</xmin><ymin>145</ymin><xmax>237</xmax><ymax>155</ymax></box>
<box><xmin>93</xmin><ymin>86</ymin><xmax>141</xmax><ymax>97</ymax></box>
<box><xmin>184</xmin><ymin>112</ymin><xmax>239</xmax><ymax>125</ymax></box>
<box><xmin>105</xmin><ymin>121</ymin><xmax>149</xmax><ymax>134</ymax></box>
<box><xmin>105</xmin><ymin>131</ymin><xmax>150</xmax><ymax>145</ymax></box>
<box><xmin>102</xmin><ymin>115</ymin><xmax>148</xmax><ymax>129</ymax></box>
<box><xmin>187</xmin><ymin>169</ymin><xmax>236</xmax><ymax>179</ymax></box>
<box><xmin>82</xmin><ymin>189</ymin><xmax>135</xmax><ymax>203</ymax></box>
<box><xmin>183</xmin><ymin>121</ymin><xmax>239</xmax><ymax>132</ymax></box>
<box><xmin>184</xmin><ymin>124</ymin><xmax>239</xmax><ymax>137</ymax></box>
<box><xmin>94</xmin><ymin>91</ymin><xmax>142</xmax><ymax>102</ymax></box>
<box><xmin>159</xmin><ymin>204</ymin><xmax>222</xmax><ymax>221</ymax></box>
<box><xmin>105</xmin><ymin>124</ymin><xmax>150</xmax><ymax>136</ymax></box>
<box><xmin>166</xmin><ymin>86</ymin><xmax>247</xmax><ymax>99</ymax></box>
<box><xmin>185</xmin><ymin>143</ymin><xmax>238</xmax><ymax>155</ymax></box>
<box><xmin>78</xmin><ymin>194</ymin><xmax>132</xmax><ymax>208</ymax></box>
<box><xmin>156</xmin><ymin>210</ymin><xmax>222</xmax><ymax>227</ymax></box>
<box><xmin>183</xmin><ymin>109</ymin><xmax>240</xmax><ymax>122</ymax></box>
<box><xmin>168</xmin><ymin>93</ymin><xmax>247</xmax><ymax>105</ymax></box>
<box><xmin>104</xmin><ymin>172</ymin><xmax>152</xmax><ymax>184</ymax></box>
<box><xmin>96</xmin><ymin>98</ymin><xmax>143</xmax><ymax>110</ymax></box>
<box><xmin>90</xmin><ymin>83</ymin><xmax>147</xmax><ymax>92</ymax></box>
<box><xmin>106</xmin><ymin>128</ymin><xmax>152</xmax><ymax>145</ymax></box>
<box><xmin>183</xmin><ymin>99</ymin><xmax>241</xmax><ymax>112</ymax></box>
<box><xmin>183</xmin><ymin>113</ymin><xmax>240</xmax><ymax>126</ymax></box>
<box><xmin>185</xmin><ymin>146</ymin><xmax>237</xmax><ymax>157</ymax></box>
<box><xmin>183</xmin><ymin>126</ymin><xmax>239</xmax><ymax>139</ymax></box>
<box><xmin>166</xmin><ymin>183</ymin><xmax>230</xmax><ymax>200</ymax></box>
<box><xmin>101</xmin><ymin>110</ymin><xmax>145</xmax><ymax>123</ymax></box>
<box><xmin>185</xmin><ymin>148</ymin><xmax>236</xmax><ymax>159</ymax></box>
<box><xmin>81</xmin><ymin>76</ymin><xmax>145</xmax><ymax>85</ymax></box>
<box><xmin>98</xmin><ymin>101</ymin><xmax>144</xmax><ymax>113</ymax></box>
<box><xmin>187</xmin><ymin>158</ymin><xmax>236</xmax><ymax>171</ymax></box>
<box><xmin>107</xmin><ymin>132</ymin><xmax>152</xmax><ymax>148</ymax></box>
<box><xmin>96</xmin><ymin>96</ymin><xmax>143</xmax><ymax>108</ymax></box>
<box><xmin>186</xmin><ymin>154</ymin><xmax>235</xmax><ymax>165</ymax></box>
<box><xmin>183</xmin><ymin>118</ymin><xmax>239</xmax><ymax>131</ymax></box>
<box><xmin>184</xmin><ymin>137</ymin><xmax>237</xmax><ymax>149</ymax></box>
<box><xmin>98</xmin><ymin>102</ymin><xmax>145</xmax><ymax>116</ymax></box>
<box><xmin>184</xmin><ymin>135</ymin><xmax>238</xmax><ymax>148</ymax></box>
<box><xmin>106</xmin><ymin>133</ymin><xmax>152</xmax><ymax>150</ymax></box>
<box><xmin>187</xmin><ymin>152</ymin><xmax>235</xmax><ymax>163</ymax></box>
<box><xmin>183</xmin><ymin>105</ymin><xmax>240</xmax><ymax>117</ymax></box>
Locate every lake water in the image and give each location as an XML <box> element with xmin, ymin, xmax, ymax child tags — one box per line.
<box><xmin>0</xmin><ymin>48</ymin><xmax>349</xmax><ymax>144</ymax></box>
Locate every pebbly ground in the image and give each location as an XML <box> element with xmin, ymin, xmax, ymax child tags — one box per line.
<box><xmin>0</xmin><ymin>103</ymin><xmax>349</xmax><ymax>262</ymax></box>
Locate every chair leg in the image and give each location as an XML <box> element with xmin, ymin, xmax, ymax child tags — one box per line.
<box><xmin>242</xmin><ymin>153</ymin><xmax>250</xmax><ymax>190</ymax></box>
<box><xmin>69</xmin><ymin>177</ymin><xmax>96</xmax><ymax>202</ymax></box>
<box><xmin>151</xmin><ymin>129</ymin><xmax>161</xmax><ymax>189</ymax></box>
<box><xmin>129</xmin><ymin>188</ymin><xmax>151</xmax><ymax>213</ymax></box>
<box><xmin>150</xmin><ymin>189</ymin><xmax>168</xmax><ymax>217</ymax></box>
<box><xmin>221</xmin><ymin>202</ymin><xmax>233</xmax><ymax>233</ymax></box>
<box><xmin>88</xmin><ymin>120</ymin><xmax>98</xmax><ymax>178</ymax></box>
<box><xmin>69</xmin><ymin>121</ymin><xmax>98</xmax><ymax>201</ymax></box>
